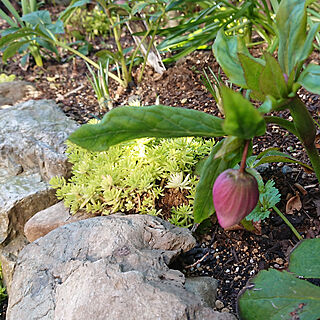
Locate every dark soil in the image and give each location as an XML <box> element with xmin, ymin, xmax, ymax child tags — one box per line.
<box><xmin>1</xmin><ymin>7</ymin><xmax>320</xmax><ymax>319</ymax></box>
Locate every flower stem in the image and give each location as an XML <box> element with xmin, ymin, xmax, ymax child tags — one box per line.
<box><xmin>239</xmin><ymin>140</ymin><xmax>250</xmax><ymax>173</ymax></box>
<box><xmin>273</xmin><ymin>206</ymin><xmax>303</xmax><ymax>241</ymax></box>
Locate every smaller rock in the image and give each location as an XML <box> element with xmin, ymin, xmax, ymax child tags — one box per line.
<box><xmin>281</xmin><ymin>165</ymin><xmax>293</xmax><ymax>175</ymax></box>
<box><xmin>215</xmin><ymin>300</ymin><xmax>224</xmax><ymax>309</ymax></box>
<box><xmin>256</xmin><ymin>163</ymin><xmax>270</xmax><ymax>174</ymax></box>
<box><xmin>221</xmin><ymin>308</ymin><xmax>230</xmax><ymax>313</ymax></box>
<box><xmin>24</xmin><ymin>202</ymin><xmax>95</xmax><ymax>242</ymax></box>
<box><xmin>185</xmin><ymin>277</ymin><xmax>218</xmax><ymax>308</ymax></box>
<box><xmin>0</xmin><ymin>81</ymin><xmax>38</xmax><ymax>107</ymax></box>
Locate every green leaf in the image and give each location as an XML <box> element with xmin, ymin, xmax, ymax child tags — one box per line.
<box><xmin>0</xmin><ymin>28</ymin><xmax>36</xmax><ymax>48</ymax></box>
<box><xmin>289</xmin><ymin>238</ymin><xmax>320</xmax><ymax>278</ymax></box>
<box><xmin>193</xmin><ymin>141</ymin><xmax>240</xmax><ymax>223</ymax></box>
<box><xmin>276</xmin><ymin>0</ymin><xmax>318</xmax><ymax>75</ymax></box>
<box><xmin>221</xmin><ymin>86</ymin><xmax>266</xmax><ymax>139</ymax></box>
<box><xmin>22</xmin><ymin>10</ymin><xmax>52</xmax><ymax>26</ymax></box>
<box><xmin>259</xmin><ymin>53</ymin><xmax>288</xmax><ymax>99</ymax></box>
<box><xmin>3</xmin><ymin>40</ymin><xmax>30</xmax><ymax>61</ymax></box>
<box><xmin>238</xmin><ymin>269</ymin><xmax>320</xmax><ymax>320</ymax></box>
<box><xmin>238</xmin><ymin>53</ymin><xmax>265</xmax><ymax>101</ymax></box>
<box><xmin>298</xmin><ymin>64</ymin><xmax>320</xmax><ymax>95</ymax></box>
<box><xmin>68</xmin><ymin>105</ymin><xmax>225</xmax><ymax>151</ymax></box>
<box><xmin>253</xmin><ymin>155</ymin><xmax>313</xmax><ymax>172</ymax></box>
<box><xmin>214</xmin><ymin>136</ymin><xmax>244</xmax><ymax>161</ymax></box>
<box><xmin>212</xmin><ymin>30</ymin><xmax>247</xmax><ymax>87</ymax></box>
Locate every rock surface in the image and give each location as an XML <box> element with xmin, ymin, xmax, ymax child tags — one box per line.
<box><xmin>0</xmin><ymin>99</ymin><xmax>78</xmax><ymax>180</ymax></box>
<box><xmin>0</xmin><ymin>81</ymin><xmax>38</xmax><ymax>107</ymax></box>
<box><xmin>24</xmin><ymin>201</ymin><xmax>96</xmax><ymax>242</ymax></box>
<box><xmin>7</xmin><ymin>215</ymin><xmax>236</xmax><ymax>320</ymax></box>
<box><xmin>0</xmin><ymin>100</ymin><xmax>78</xmax><ymax>291</ymax></box>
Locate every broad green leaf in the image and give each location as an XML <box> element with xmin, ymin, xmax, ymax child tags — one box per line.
<box><xmin>215</xmin><ymin>136</ymin><xmax>244</xmax><ymax>161</ymax></box>
<box><xmin>238</xmin><ymin>269</ymin><xmax>320</xmax><ymax>320</ymax></box>
<box><xmin>193</xmin><ymin>141</ymin><xmax>241</xmax><ymax>223</ymax></box>
<box><xmin>0</xmin><ymin>28</ymin><xmax>36</xmax><ymax>48</ymax></box>
<box><xmin>22</xmin><ymin>10</ymin><xmax>52</xmax><ymax>26</ymax></box>
<box><xmin>276</xmin><ymin>0</ymin><xmax>318</xmax><ymax>75</ymax></box>
<box><xmin>259</xmin><ymin>53</ymin><xmax>288</xmax><ymax>99</ymax></box>
<box><xmin>298</xmin><ymin>21</ymin><xmax>320</xmax><ymax>65</ymax></box>
<box><xmin>238</xmin><ymin>53</ymin><xmax>265</xmax><ymax>101</ymax></box>
<box><xmin>3</xmin><ymin>40</ymin><xmax>30</xmax><ymax>61</ymax></box>
<box><xmin>289</xmin><ymin>238</ymin><xmax>320</xmax><ymax>278</ymax></box>
<box><xmin>298</xmin><ymin>64</ymin><xmax>320</xmax><ymax>95</ymax></box>
<box><xmin>212</xmin><ymin>30</ymin><xmax>247</xmax><ymax>87</ymax></box>
<box><xmin>68</xmin><ymin>105</ymin><xmax>225</xmax><ymax>151</ymax></box>
<box><xmin>221</xmin><ymin>86</ymin><xmax>266</xmax><ymax>139</ymax></box>
<box><xmin>258</xmin><ymin>96</ymin><xmax>273</xmax><ymax>113</ymax></box>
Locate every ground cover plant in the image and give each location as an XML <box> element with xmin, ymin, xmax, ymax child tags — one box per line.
<box><xmin>51</xmin><ymin>133</ymin><xmax>215</xmax><ymax>227</ymax></box>
<box><xmin>68</xmin><ymin>0</ymin><xmax>320</xmax><ymax>318</ymax></box>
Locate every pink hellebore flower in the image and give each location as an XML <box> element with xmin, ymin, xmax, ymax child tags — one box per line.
<box><xmin>212</xmin><ymin>169</ymin><xmax>259</xmax><ymax>228</ymax></box>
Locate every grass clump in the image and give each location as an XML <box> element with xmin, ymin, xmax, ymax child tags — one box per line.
<box><xmin>50</xmin><ymin>134</ymin><xmax>214</xmax><ymax>228</ymax></box>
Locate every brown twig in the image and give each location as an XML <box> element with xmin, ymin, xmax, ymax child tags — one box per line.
<box><xmin>185</xmin><ymin>252</ymin><xmax>209</xmax><ymax>269</ymax></box>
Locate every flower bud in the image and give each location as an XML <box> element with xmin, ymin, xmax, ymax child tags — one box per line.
<box><xmin>212</xmin><ymin>169</ymin><xmax>259</xmax><ymax>228</ymax></box>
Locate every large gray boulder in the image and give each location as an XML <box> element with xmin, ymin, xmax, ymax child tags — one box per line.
<box><xmin>0</xmin><ymin>100</ymin><xmax>78</xmax><ymax>291</ymax></box>
<box><xmin>7</xmin><ymin>215</ymin><xmax>236</xmax><ymax>320</ymax></box>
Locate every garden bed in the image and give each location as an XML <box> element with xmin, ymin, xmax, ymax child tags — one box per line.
<box><xmin>1</xmin><ymin>1</ymin><xmax>320</xmax><ymax>318</ymax></box>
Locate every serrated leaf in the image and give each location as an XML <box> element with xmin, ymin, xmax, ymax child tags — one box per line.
<box><xmin>221</xmin><ymin>86</ymin><xmax>266</xmax><ymax>139</ymax></box>
<box><xmin>289</xmin><ymin>238</ymin><xmax>320</xmax><ymax>278</ymax></box>
<box><xmin>259</xmin><ymin>53</ymin><xmax>288</xmax><ymax>99</ymax></box>
<box><xmin>298</xmin><ymin>64</ymin><xmax>320</xmax><ymax>95</ymax></box>
<box><xmin>238</xmin><ymin>269</ymin><xmax>320</xmax><ymax>320</ymax></box>
<box><xmin>193</xmin><ymin>141</ymin><xmax>240</xmax><ymax>223</ymax></box>
<box><xmin>68</xmin><ymin>105</ymin><xmax>225</xmax><ymax>151</ymax></box>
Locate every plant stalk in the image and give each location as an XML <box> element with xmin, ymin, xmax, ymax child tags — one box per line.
<box><xmin>239</xmin><ymin>140</ymin><xmax>250</xmax><ymax>173</ymax></box>
<box><xmin>273</xmin><ymin>206</ymin><xmax>303</xmax><ymax>240</ymax></box>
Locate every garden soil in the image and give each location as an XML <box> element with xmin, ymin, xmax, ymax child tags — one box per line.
<box><xmin>1</xmin><ymin>11</ymin><xmax>320</xmax><ymax>319</ymax></box>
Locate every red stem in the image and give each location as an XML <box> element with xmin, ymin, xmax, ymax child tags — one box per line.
<box><xmin>239</xmin><ymin>140</ymin><xmax>250</xmax><ymax>173</ymax></box>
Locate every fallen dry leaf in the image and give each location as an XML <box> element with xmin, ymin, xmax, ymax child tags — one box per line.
<box><xmin>286</xmin><ymin>192</ymin><xmax>302</xmax><ymax>214</ymax></box>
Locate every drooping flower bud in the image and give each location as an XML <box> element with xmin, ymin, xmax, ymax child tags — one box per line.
<box><xmin>212</xmin><ymin>169</ymin><xmax>259</xmax><ymax>228</ymax></box>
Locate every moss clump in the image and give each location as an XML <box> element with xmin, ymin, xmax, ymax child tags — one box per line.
<box><xmin>50</xmin><ymin>136</ymin><xmax>214</xmax><ymax>227</ymax></box>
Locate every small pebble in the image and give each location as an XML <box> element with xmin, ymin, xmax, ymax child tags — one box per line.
<box><xmin>215</xmin><ymin>300</ymin><xmax>224</xmax><ymax>309</ymax></box>
<box><xmin>221</xmin><ymin>308</ymin><xmax>230</xmax><ymax>313</ymax></box>
<box><xmin>275</xmin><ymin>258</ymin><xmax>284</xmax><ymax>265</ymax></box>
<box><xmin>282</xmin><ymin>165</ymin><xmax>293</xmax><ymax>174</ymax></box>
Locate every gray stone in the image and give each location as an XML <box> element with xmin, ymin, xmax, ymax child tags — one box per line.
<box><xmin>185</xmin><ymin>276</ymin><xmax>219</xmax><ymax>308</ymax></box>
<box><xmin>0</xmin><ymin>81</ymin><xmax>38</xmax><ymax>107</ymax></box>
<box><xmin>7</xmin><ymin>215</ymin><xmax>235</xmax><ymax>320</ymax></box>
<box><xmin>0</xmin><ymin>99</ymin><xmax>79</xmax><ymax>291</ymax></box>
<box><xmin>24</xmin><ymin>201</ymin><xmax>96</xmax><ymax>242</ymax></box>
<box><xmin>0</xmin><ymin>99</ymin><xmax>78</xmax><ymax>181</ymax></box>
